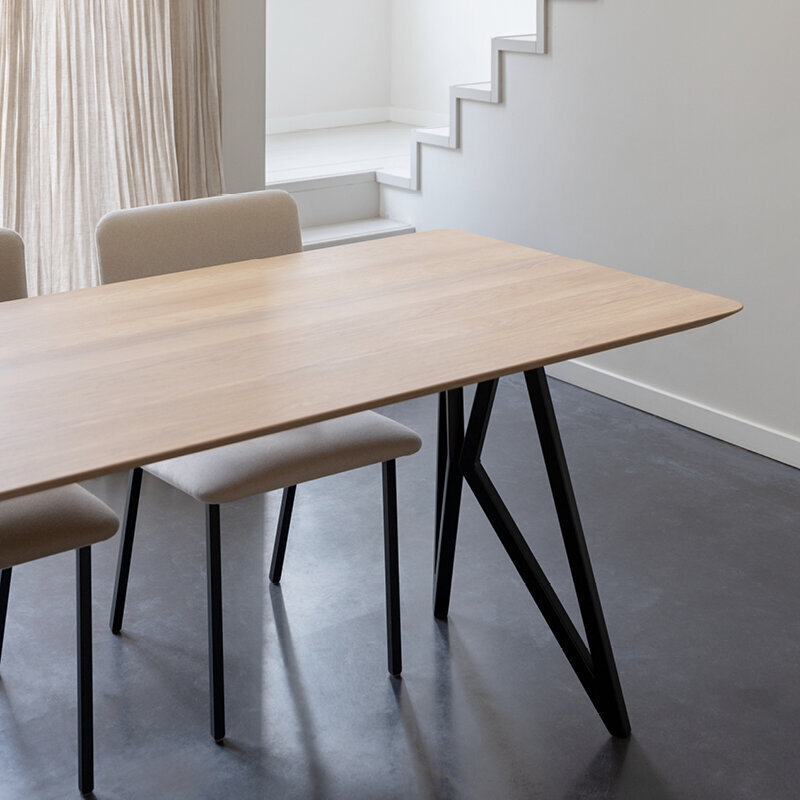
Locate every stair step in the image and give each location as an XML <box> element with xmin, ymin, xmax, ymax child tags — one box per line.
<box><xmin>455</xmin><ymin>82</ymin><xmax>494</xmax><ymax>102</ymax></box>
<box><xmin>376</xmin><ymin>169</ymin><xmax>413</xmax><ymax>189</ymax></box>
<box><xmin>415</xmin><ymin>127</ymin><xmax>453</xmax><ymax>147</ymax></box>
<box><xmin>494</xmin><ymin>34</ymin><xmax>539</xmax><ymax>52</ymax></box>
<box><xmin>302</xmin><ymin>218</ymin><xmax>415</xmax><ymax>250</ymax></box>
<box><xmin>268</xmin><ymin>171</ymin><xmax>380</xmax><ymax>229</ymax></box>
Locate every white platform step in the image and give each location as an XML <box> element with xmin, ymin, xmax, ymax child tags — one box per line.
<box><xmin>415</xmin><ymin>127</ymin><xmax>453</xmax><ymax>147</ymax></box>
<box><xmin>266</xmin><ymin>171</ymin><xmax>415</xmax><ymax>248</ymax></box>
<box><xmin>302</xmin><ymin>217</ymin><xmax>415</xmax><ymax>250</ymax></box>
<box><xmin>267</xmin><ymin>171</ymin><xmax>380</xmax><ymax>229</ymax></box>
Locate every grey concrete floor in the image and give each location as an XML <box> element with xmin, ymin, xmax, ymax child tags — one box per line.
<box><xmin>1</xmin><ymin>374</ymin><xmax>799</xmax><ymax>799</ymax></box>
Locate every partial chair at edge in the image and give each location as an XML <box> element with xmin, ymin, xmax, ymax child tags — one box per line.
<box><xmin>0</xmin><ymin>227</ymin><xmax>120</xmax><ymax>795</ymax></box>
<box><xmin>95</xmin><ymin>190</ymin><xmax>422</xmax><ymax>743</ymax></box>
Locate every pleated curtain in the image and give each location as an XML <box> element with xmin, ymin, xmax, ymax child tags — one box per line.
<box><xmin>0</xmin><ymin>0</ymin><xmax>224</xmax><ymax>295</ymax></box>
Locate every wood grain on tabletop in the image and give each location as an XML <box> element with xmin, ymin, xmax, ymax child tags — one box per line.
<box><xmin>0</xmin><ymin>229</ymin><xmax>741</xmax><ymax>500</ymax></box>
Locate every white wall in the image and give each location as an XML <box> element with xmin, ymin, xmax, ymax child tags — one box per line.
<box><xmin>266</xmin><ymin>0</ymin><xmax>392</xmax><ymax>132</ymax></box>
<box><xmin>238</xmin><ymin>0</ymin><xmax>800</xmax><ymax>466</ymax></box>
<box><xmin>220</xmin><ymin>1</ymin><xmax>266</xmax><ymax>192</ymax></box>
<box><xmin>265</xmin><ymin>0</ymin><xmax>534</xmax><ymax>131</ymax></box>
<box><xmin>384</xmin><ymin>0</ymin><xmax>800</xmax><ymax>467</ymax></box>
<box><xmin>390</xmin><ymin>0</ymin><xmax>536</xmax><ymax>122</ymax></box>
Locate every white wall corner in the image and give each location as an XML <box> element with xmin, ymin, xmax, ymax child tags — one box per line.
<box><xmin>547</xmin><ymin>360</ymin><xmax>800</xmax><ymax>471</ymax></box>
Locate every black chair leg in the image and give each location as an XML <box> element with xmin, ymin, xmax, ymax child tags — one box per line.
<box><xmin>382</xmin><ymin>461</ymin><xmax>402</xmax><ymax>677</ymax></box>
<box><xmin>206</xmin><ymin>504</ymin><xmax>225</xmax><ymax>742</ymax></box>
<box><xmin>110</xmin><ymin>467</ymin><xmax>143</xmax><ymax>634</ymax></box>
<box><xmin>269</xmin><ymin>485</ymin><xmax>297</xmax><ymax>584</ymax></box>
<box><xmin>0</xmin><ymin>567</ymin><xmax>11</xmax><ymax>665</ymax></box>
<box><xmin>76</xmin><ymin>547</ymin><xmax>93</xmax><ymax>795</ymax></box>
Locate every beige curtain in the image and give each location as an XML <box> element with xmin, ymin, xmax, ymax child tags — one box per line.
<box><xmin>0</xmin><ymin>0</ymin><xmax>224</xmax><ymax>295</ymax></box>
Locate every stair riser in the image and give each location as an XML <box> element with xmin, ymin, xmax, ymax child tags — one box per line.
<box><xmin>267</xmin><ymin>173</ymin><xmax>380</xmax><ymax>228</ymax></box>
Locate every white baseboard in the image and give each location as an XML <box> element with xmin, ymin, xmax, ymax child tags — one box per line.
<box><xmin>389</xmin><ymin>107</ymin><xmax>450</xmax><ymax>128</ymax></box>
<box><xmin>266</xmin><ymin>106</ymin><xmax>451</xmax><ymax>134</ymax></box>
<box><xmin>547</xmin><ymin>359</ymin><xmax>800</xmax><ymax>470</ymax></box>
<box><xmin>267</xmin><ymin>107</ymin><xmax>391</xmax><ymax>135</ymax></box>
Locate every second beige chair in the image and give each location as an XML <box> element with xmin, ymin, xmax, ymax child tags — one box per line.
<box><xmin>95</xmin><ymin>190</ymin><xmax>421</xmax><ymax>743</ymax></box>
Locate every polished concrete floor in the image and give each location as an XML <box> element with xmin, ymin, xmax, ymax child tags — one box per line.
<box><xmin>1</xmin><ymin>374</ymin><xmax>799</xmax><ymax>799</ymax></box>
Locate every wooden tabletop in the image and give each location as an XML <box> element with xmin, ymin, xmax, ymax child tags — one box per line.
<box><xmin>0</xmin><ymin>230</ymin><xmax>741</xmax><ymax>501</ymax></box>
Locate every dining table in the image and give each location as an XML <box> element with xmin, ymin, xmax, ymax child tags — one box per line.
<box><xmin>0</xmin><ymin>228</ymin><xmax>741</xmax><ymax>736</ymax></box>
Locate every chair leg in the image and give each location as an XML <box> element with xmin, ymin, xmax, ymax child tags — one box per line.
<box><xmin>109</xmin><ymin>467</ymin><xmax>143</xmax><ymax>634</ymax></box>
<box><xmin>206</xmin><ymin>504</ymin><xmax>225</xmax><ymax>742</ymax></box>
<box><xmin>382</xmin><ymin>461</ymin><xmax>402</xmax><ymax>677</ymax></box>
<box><xmin>76</xmin><ymin>547</ymin><xmax>93</xmax><ymax>795</ymax></box>
<box><xmin>0</xmin><ymin>567</ymin><xmax>11</xmax><ymax>665</ymax></box>
<box><xmin>269</xmin><ymin>485</ymin><xmax>297</xmax><ymax>584</ymax></box>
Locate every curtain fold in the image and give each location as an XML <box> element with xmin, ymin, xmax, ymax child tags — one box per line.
<box><xmin>170</xmin><ymin>2</ymin><xmax>224</xmax><ymax>201</ymax></box>
<box><xmin>0</xmin><ymin>0</ymin><xmax>224</xmax><ymax>295</ymax></box>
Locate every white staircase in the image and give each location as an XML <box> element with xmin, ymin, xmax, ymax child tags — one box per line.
<box><xmin>266</xmin><ymin>2</ymin><xmax>547</xmax><ymax>244</ymax></box>
<box><xmin>266</xmin><ymin>171</ymin><xmax>415</xmax><ymax>250</ymax></box>
<box><xmin>377</xmin><ymin>30</ymin><xmax>546</xmax><ymax>192</ymax></box>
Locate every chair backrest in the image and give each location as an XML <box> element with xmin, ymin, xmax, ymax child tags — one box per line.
<box><xmin>95</xmin><ymin>190</ymin><xmax>303</xmax><ymax>284</ymax></box>
<box><xmin>0</xmin><ymin>228</ymin><xmax>28</xmax><ymax>301</ymax></box>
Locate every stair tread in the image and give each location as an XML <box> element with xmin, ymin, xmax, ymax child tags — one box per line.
<box><xmin>303</xmin><ymin>217</ymin><xmax>414</xmax><ymax>247</ymax></box>
<box><xmin>417</xmin><ymin>126</ymin><xmax>451</xmax><ymax>136</ymax></box>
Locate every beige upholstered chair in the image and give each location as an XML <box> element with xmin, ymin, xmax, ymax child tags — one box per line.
<box><xmin>96</xmin><ymin>190</ymin><xmax>422</xmax><ymax>743</ymax></box>
<box><xmin>0</xmin><ymin>227</ymin><xmax>27</xmax><ymax>301</ymax></box>
<box><xmin>0</xmin><ymin>227</ymin><xmax>120</xmax><ymax>795</ymax></box>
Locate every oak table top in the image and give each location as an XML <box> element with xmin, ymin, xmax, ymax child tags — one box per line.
<box><xmin>0</xmin><ymin>229</ymin><xmax>741</xmax><ymax>501</ymax></box>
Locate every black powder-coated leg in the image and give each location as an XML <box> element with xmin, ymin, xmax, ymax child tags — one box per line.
<box><xmin>206</xmin><ymin>504</ymin><xmax>225</xmax><ymax>742</ymax></box>
<box><xmin>523</xmin><ymin>368</ymin><xmax>630</xmax><ymax>737</ymax></box>
<box><xmin>269</xmin><ymin>485</ymin><xmax>297</xmax><ymax>584</ymax></box>
<box><xmin>76</xmin><ymin>547</ymin><xmax>93</xmax><ymax>795</ymax></box>
<box><xmin>382</xmin><ymin>460</ymin><xmax>402</xmax><ymax>677</ymax></box>
<box><xmin>435</xmin><ymin>391</ymin><xmax>448</xmax><ymax>549</ymax></box>
<box><xmin>432</xmin><ymin>388</ymin><xmax>464</xmax><ymax>620</ymax></box>
<box><xmin>110</xmin><ymin>467</ymin><xmax>143</xmax><ymax>634</ymax></box>
<box><xmin>0</xmin><ymin>567</ymin><xmax>11</xmax><ymax>665</ymax></box>
<box><xmin>456</xmin><ymin>371</ymin><xmax>630</xmax><ymax>737</ymax></box>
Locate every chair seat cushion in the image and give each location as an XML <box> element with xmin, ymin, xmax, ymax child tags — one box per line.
<box><xmin>146</xmin><ymin>411</ymin><xmax>422</xmax><ymax>505</ymax></box>
<box><xmin>0</xmin><ymin>485</ymin><xmax>119</xmax><ymax>570</ymax></box>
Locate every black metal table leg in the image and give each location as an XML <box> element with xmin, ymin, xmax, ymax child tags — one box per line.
<box><xmin>435</xmin><ymin>391</ymin><xmax>448</xmax><ymax>547</ymax></box>
<box><xmin>433</xmin><ymin>388</ymin><xmax>464</xmax><ymax>620</ymax></box>
<box><xmin>438</xmin><ymin>370</ymin><xmax>630</xmax><ymax>737</ymax></box>
<box><xmin>524</xmin><ymin>368</ymin><xmax>630</xmax><ymax>736</ymax></box>
<box><xmin>0</xmin><ymin>567</ymin><xmax>11</xmax><ymax>665</ymax></box>
<box><xmin>206</xmin><ymin>504</ymin><xmax>225</xmax><ymax>742</ymax></box>
<box><xmin>76</xmin><ymin>546</ymin><xmax>93</xmax><ymax>795</ymax></box>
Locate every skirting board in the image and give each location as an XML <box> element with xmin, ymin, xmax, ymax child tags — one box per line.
<box><xmin>267</xmin><ymin>107</ymin><xmax>391</xmax><ymax>135</ymax></box>
<box><xmin>546</xmin><ymin>359</ymin><xmax>800</xmax><ymax>470</ymax></box>
<box><xmin>389</xmin><ymin>107</ymin><xmax>450</xmax><ymax>129</ymax></box>
<box><xmin>267</xmin><ymin>106</ymin><xmax>449</xmax><ymax>135</ymax></box>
